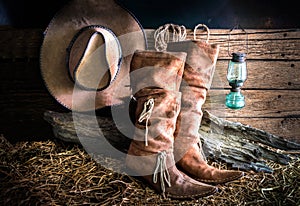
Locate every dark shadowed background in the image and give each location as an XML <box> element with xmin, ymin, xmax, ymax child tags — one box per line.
<box><xmin>0</xmin><ymin>0</ymin><xmax>299</xmax><ymax>29</ymax></box>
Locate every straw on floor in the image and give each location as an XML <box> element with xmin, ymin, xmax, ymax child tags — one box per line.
<box><xmin>0</xmin><ymin>135</ymin><xmax>299</xmax><ymax>206</ymax></box>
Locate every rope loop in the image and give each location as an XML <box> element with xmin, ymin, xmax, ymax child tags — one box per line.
<box><xmin>193</xmin><ymin>23</ymin><xmax>210</xmax><ymax>43</ymax></box>
<box><xmin>154</xmin><ymin>23</ymin><xmax>187</xmax><ymax>51</ymax></box>
<box><xmin>138</xmin><ymin>98</ymin><xmax>155</xmax><ymax>146</ymax></box>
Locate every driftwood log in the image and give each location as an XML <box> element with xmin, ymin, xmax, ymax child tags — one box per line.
<box><xmin>44</xmin><ymin>110</ymin><xmax>300</xmax><ymax>173</ymax></box>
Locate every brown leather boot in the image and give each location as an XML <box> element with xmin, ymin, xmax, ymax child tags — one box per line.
<box><xmin>126</xmin><ymin>50</ymin><xmax>217</xmax><ymax>199</ymax></box>
<box><xmin>167</xmin><ymin>40</ymin><xmax>244</xmax><ymax>184</ymax></box>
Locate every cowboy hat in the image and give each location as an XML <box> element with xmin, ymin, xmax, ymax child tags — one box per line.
<box><xmin>40</xmin><ymin>0</ymin><xmax>147</xmax><ymax>111</ymax></box>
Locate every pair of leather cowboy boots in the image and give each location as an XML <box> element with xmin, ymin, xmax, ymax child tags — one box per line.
<box><xmin>125</xmin><ymin>39</ymin><xmax>244</xmax><ymax>199</ymax></box>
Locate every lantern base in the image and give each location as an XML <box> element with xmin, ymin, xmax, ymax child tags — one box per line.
<box><xmin>225</xmin><ymin>91</ymin><xmax>245</xmax><ymax>109</ymax></box>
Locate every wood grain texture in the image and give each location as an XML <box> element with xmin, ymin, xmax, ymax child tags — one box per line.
<box><xmin>226</xmin><ymin>118</ymin><xmax>300</xmax><ymax>144</ymax></box>
<box><xmin>212</xmin><ymin>60</ymin><xmax>300</xmax><ymax>89</ymax></box>
<box><xmin>145</xmin><ymin>29</ymin><xmax>300</xmax><ymax>60</ymax></box>
<box><xmin>1</xmin><ymin>27</ymin><xmax>299</xmax><ymax>60</ymax></box>
<box><xmin>1</xmin><ymin>60</ymin><xmax>298</xmax><ymax>90</ymax></box>
<box><xmin>204</xmin><ymin>90</ymin><xmax>300</xmax><ymax>118</ymax></box>
<box><xmin>43</xmin><ymin>110</ymin><xmax>300</xmax><ymax>172</ymax></box>
<box><xmin>0</xmin><ymin>27</ymin><xmax>299</xmax><ymax>143</ymax></box>
<box><xmin>0</xmin><ymin>27</ymin><xmax>43</xmax><ymax>59</ymax></box>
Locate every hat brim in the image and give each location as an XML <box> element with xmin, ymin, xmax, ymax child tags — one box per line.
<box><xmin>40</xmin><ymin>0</ymin><xmax>147</xmax><ymax>111</ymax></box>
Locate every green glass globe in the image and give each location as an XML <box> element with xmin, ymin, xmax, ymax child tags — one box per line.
<box><xmin>225</xmin><ymin>91</ymin><xmax>245</xmax><ymax>109</ymax></box>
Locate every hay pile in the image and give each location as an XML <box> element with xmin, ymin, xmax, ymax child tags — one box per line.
<box><xmin>0</xmin><ymin>135</ymin><xmax>299</xmax><ymax>206</ymax></box>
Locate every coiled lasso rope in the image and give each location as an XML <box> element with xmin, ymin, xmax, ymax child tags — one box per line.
<box><xmin>154</xmin><ymin>23</ymin><xmax>187</xmax><ymax>51</ymax></box>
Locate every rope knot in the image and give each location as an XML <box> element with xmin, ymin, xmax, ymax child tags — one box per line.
<box><xmin>138</xmin><ymin>98</ymin><xmax>155</xmax><ymax>146</ymax></box>
<box><xmin>153</xmin><ymin>151</ymin><xmax>171</xmax><ymax>197</ymax></box>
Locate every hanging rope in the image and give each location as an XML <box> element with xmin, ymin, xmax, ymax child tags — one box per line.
<box><xmin>154</xmin><ymin>23</ymin><xmax>187</xmax><ymax>51</ymax></box>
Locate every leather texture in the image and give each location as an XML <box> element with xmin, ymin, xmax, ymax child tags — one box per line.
<box><xmin>168</xmin><ymin>40</ymin><xmax>244</xmax><ymax>184</ymax></box>
<box><xmin>126</xmin><ymin>50</ymin><xmax>217</xmax><ymax>199</ymax></box>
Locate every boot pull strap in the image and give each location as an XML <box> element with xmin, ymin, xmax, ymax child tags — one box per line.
<box><xmin>153</xmin><ymin>151</ymin><xmax>171</xmax><ymax>197</ymax></box>
<box><xmin>154</xmin><ymin>23</ymin><xmax>186</xmax><ymax>51</ymax></box>
<box><xmin>138</xmin><ymin>98</ymin><xmax>155</xmax><ymax>146</ymax></box>
<box><xmin>193</xmin><ymin>24</ymin><xmax>210</xmax><ymax>43</ymax></box>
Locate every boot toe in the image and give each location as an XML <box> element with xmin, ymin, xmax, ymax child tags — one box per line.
<box><xmin>166</xmin><ymin>183</ymin><xmax>217</xmax><ymax>199</ymax></box>
<box><xmin>196</xmin><ymin>170</ymin><xmax>245</xmax><ymax>184</ymax></box>
<box><xmin>224</xmin><ymin>170</ymin><xmax>245</xmax><ymax>182</ymax></box>
<box><xmin>165</xmin><ymin>171</ymin><xmax>218</xmax><ymax>199</ymax></box>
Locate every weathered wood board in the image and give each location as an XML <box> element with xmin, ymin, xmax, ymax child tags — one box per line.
<box><xmin>0</xmin><ymin>27</ymin><xmax>299</xmax><ymax>143</ymax></box>
<box><xmin>43</xmin><ymin>110</ymin><xmax>300</xmax><ymax>173</ymax></box>
<box><xmin>212</xmin><ymin>60</ymin><xmax>300</xmax><ymax>90</ymax></box>
<box><xmin>145</xmin><ymin>28</ymin><xmax>300</xmax><ymax>143</ymax></box>
<box><xmin>146</xmin><ymin>29</ymin><xmax>300</xmax><ymax>60</ymax></box>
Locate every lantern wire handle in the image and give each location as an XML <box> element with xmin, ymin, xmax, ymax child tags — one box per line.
<box><xmin>194</xmin><ymin>24</ymin><xmax>210</xmax><ymax>43</ymax></box>
<box><xmin>228</xmin><ymin>24</ymin><xmax>248</xmax><ymax>56</ymax></box>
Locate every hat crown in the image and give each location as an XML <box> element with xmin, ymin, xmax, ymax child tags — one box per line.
<box><xmin>67</xmin><ymin>26</ymin><xmax>122</xmax><ymax>91</ymax></box>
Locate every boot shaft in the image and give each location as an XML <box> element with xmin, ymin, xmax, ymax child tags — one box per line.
<box><xmin>130</xmin><ymin>50</ymin><xmax>187</xmax><ymax>94</ymax></box>
<box><xmin>167</xmin><ymin>40</ymin><xmax>219</xmax><ymax>90</ymax></box>
<box><xmin>127</xmin><ymin>50</ymin><xmax>186</xmax><ymax>170</ymax></box>
<box><xmin>126</xmin><ymin>49</ymin><xmax>219</xmax><ymax>199</ymax></box>
<box><xmin>126</xmin><ymin>51</ymin><xmax>184</xmax><ymax>178</ymax></box>
<box><xmin>167</xmin><ymin>39</ymin><xmax>220</xmax><ymax>163</ymax></box>
<box><xmin>131</xmin><ymin>89</ymin><xmax>181</xmax><ymax>153</ymax></box>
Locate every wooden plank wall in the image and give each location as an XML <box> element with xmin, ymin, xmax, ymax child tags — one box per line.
<box><xmin>0</xmin><ymin>27</ymin><xmax>67</xmax><ymax>142</ymax></box>
<box><xmin>0</xmin><ymin>26</ymin><xmax>299</xmax><ymax>143</ymax></box>
<box><xmin>145</xmin><ymin>29</ymin><xmax>300</xmax><ymax>143</ymax></box>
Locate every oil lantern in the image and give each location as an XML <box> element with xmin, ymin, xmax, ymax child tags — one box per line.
<box><xmin>225</xmin><ymin>52</ymin><xmax>247</xmax><ymax>109</ymax></box>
